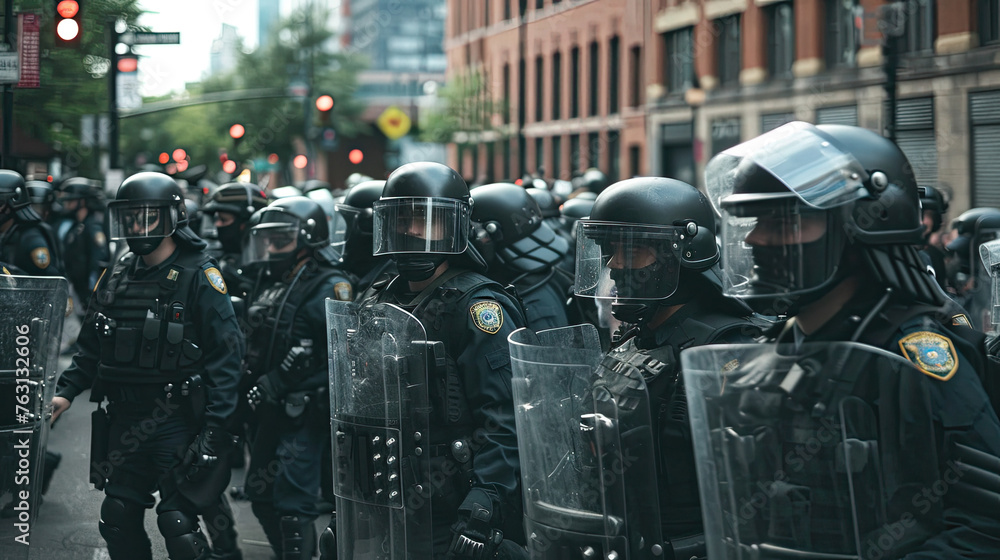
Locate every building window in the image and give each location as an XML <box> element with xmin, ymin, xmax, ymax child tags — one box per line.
<box><xmin>535</xmin><ymin>137</ymin><xmax>545</xmax><ymax>175</ymax></box>
<box><xmin>503</xmin><ymin>64</ymin><xmax>511</xmax><ymax>124</ymax></box>
<box><xmin>971</xmin><ymin>90</ymin><xmax>1000</xmax><ymax>206</ymax></box>
<box><xmin>629</xmin><ymin>145</ymin><xmax>641</xmax><ymax>177</ymax></box>
<box><xmin>892</xmin><ymin>97</ymin><xmax>937</xmax><ymax>187</ymax></box>
<box><xmin>901</xmin><ymin>0</ymin><xmax>935</xmax><ymax>54</ymax></box>
<box><xmin>570</xmin><ymin>134</ymin><xmax>581</xmax><ymax>175</ymax></box>
<box><xmin>825</xmin><ymin>0</ymin><xmax>858</xmax><ymax>68</ymax></box>
<box><xmin>766</xmin><ymin>2</ymin><xmax>795</xmax><ymax>79</ymax></box>
<box><xmin>589</xmin><ymin>41</ymin><xmax>600</xmax><ymax>116</ymax></box>
<box><xmin>711</xmin><ymin>117</ymin><xmax>741</xmax><ymax>156</ymax></box>
<box><xmin>609</xmin><ymin>36</ymin><xmax>620</xmax><ymax>114</ymax></box>
<box><xmin>552</xmin><ymin>51</ymin><xmax>562</xmax><ymax>120</ymax></box>
<box><xmin>535</xmin><ymin>55</ymin><xmax>544</xmax><ymax>122</ymax></box>
<box><xmin>664</xmin><ymin>27</ymin><xmax>694</xmax><ymax>93</ymax></box>
<box><xmin>816</xmin><ymin>104</ymin><xmax>858</xmax><ymax>126</ymax></box>
<box><xmin>570</xmin><ymin>47</ymin><xmax>581</xmax><ymax>118</ymax></box>
<box><xmin>455</xmin><ymin>0</ymin><xmax>463</xmax><ymax>36</ymax></box>
<box><xmin>981</xmin><ymin>0</ymin><xmax>1000</xmax><ymax>45</ymax></box>
<box><xmin>503</xmin><ymin>138</ymin><xmax>512</xmax><ymax>180</ymax></box>
<box><xmin>552</xmin><ymin>136</ymin><xmax>562</xmax><ymax>179</ymax></box>
<box><xmin>716</xmin><ymin>15</ymin><xmax>741</xmax><ymax>87</ymax></box>
<box><xmin>588</xmin><ymin>131</ymin><xmax>601</xmax><ymax>168</ymax></box>
<box><xmin>486</xmin><ymin>141</ymin><xmax>495</xmax><ymax>183</ymax></box>
<box><xmin>761</xmin><ymin>112</ymin><xmax>796</xmax><ymax>133</ymax></box>
<box><xmin>485</xmin><ymin>0</ymin><xmax>491</xmax><ymax>26</ymax></box>
<box><xmin>608</xmin><ymin>131</ymin><xmax>620</xmax><ymax>182</ymax></box>
<box><xmin>536</xmin><ymin>0</ymin><xmax>544</xmax><ymax>10</ymax></box>
<box><xmin>505</xmin><ymin>0</ymin><xmax>511</xmax><ymax>20</ymax></box>
<box><xmin>630</xmin><ymin>46</ymin><xmax>642</xmax><ymax>107</ymax></box>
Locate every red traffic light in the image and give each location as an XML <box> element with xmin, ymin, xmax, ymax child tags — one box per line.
<box><xmin>348</xmin><ymin>149</ymin><xmax>364</xmax><ymax>165</ymax></box>
<box><xmin>293</xmin><ymin>155</ymin><xmax>308</xmax><ymax>169</ymax></box>
<box><xmin>158</xmin><ymin>152</ymin><xmax>170</xmax><ymax>165</ymax></box>
<box><xmin>172</xmin><ymin>148</ymin><xmax>187</xmax><ymax>163</ymax></box>
<box><xmin>55</xmin><ymin>0</ymin><xmax>82</xmax><ymax>45</ymax></box>
<box><xmin>229</xmin><ymin>124</ymin><xmax>245</xmax><ymax>139</ymax></box>
<box><xmin>56</xmin><ymin>0</ymin><xmax>79</xmax><ymax>18</ymax></box>
<box><xmin>267</xmin><ymin>153</ymin><xmax>279</xmax><ymax>165</ymax></box>
<box><xmin>315</xmin><ymin>95</ymin><xmax>334</xmax><ymax>112</ymax></box>
<box><xmin>222</xmin><ymin>160</ymin><xmax>237</xmax><ymax>174</ymax></box>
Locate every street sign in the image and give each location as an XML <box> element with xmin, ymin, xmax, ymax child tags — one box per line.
<box><xmin>0</xmin><ymin>52</ymin><xmax>18</xmax><ymax>83</ymax></box>
<box><xmin>376</xmin><ymin>106</ymin><xmax>412</xmax><ymax>140</ymax></box>
<box><xmin>119</xmin><ymin>31</ymin><xmax>180</xmax><ymax>45</ymax></box>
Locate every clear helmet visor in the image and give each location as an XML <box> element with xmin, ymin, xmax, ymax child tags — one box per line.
<box><xmin>574</xmin><ymin>221</ymin><xmax>683</xmax><ymax>301</ymax></box>
<box><xmin>108</xmin><ymin>202</ymin><xmax>178</xmax><ymax>240</ymax></box>
<box><xmin>705</xmin><ymin>121</ymin><xmax>870</xmax><ymax>213</ymax></box>
<box><xmin>718</xmin><ymin>198</ymin><xmax>844</xmax><ymax>303</ymax></box>
<box><xmin>372</xmin><ymin>197</ymin><xmax>470</xmax><ymax>256</ymax></box>
<box><xmin>244</xmin><ymin>219</ymin><xmax>301</xmax><ymax>266</ymax></box>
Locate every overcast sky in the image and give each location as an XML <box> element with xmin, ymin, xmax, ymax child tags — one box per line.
<box><xmin>133</xmin><ymin>0</ymin><xmax>259</xmax><ymax>97</ymax></box>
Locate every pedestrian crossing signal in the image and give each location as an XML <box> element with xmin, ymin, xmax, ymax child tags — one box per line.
<box><xmin>55</xmin><ymin>0</ymin><xmax>82</xmax><ymax>46</ymax></box>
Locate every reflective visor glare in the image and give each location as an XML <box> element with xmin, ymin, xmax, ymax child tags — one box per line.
<box><xmin>245</xmin><ymin>224</ymin><xmax>298</xmax><ymax>264</ymax></box>
<box><xmin>109</xmin><ymin>204</ymin><xmax>176</xmax><ymax>239</ymax></box>
<box><xmin>573</xmin><ymin>221</ymin><xmax>682</xmax><ymax>300</ymax></box>
<box><xmin>719</xmin><ymin>206</ymin><xmax>837</xmax><ymax>297</ymax></box>
<box><xmin>371</xmin><ymin>198</ymin><xmax>469</xmax><ymax>256</ymax></box>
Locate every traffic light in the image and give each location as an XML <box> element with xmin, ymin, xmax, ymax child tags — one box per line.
<box><xmin>54</xmin><ymin>0</ymin><xmax>82</xmax><ymax>46</ymax></box>
<box><xmin>315</xmin><ymin>95</ymin><xmax>334</xmax><ymax>125</ymax></box>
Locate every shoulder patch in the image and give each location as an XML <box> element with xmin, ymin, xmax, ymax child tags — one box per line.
<box><xmin>334</xmin><ymin>281</ymin><xmax>353</xmax><ymax>302</ymax></box>
<box><xmin>205</xmin><ymin>267</ymin><xmax>228</xmax><ymax>294</ymax></box>
<box><xmin>2</xmin><ymin>266</ymin><xmax>9</xmax><ymax>275</ymax></box>
<box><xmin>30</xmin><ymin>247</ymin><xmax>50</xmax><ymax>269</ymax></box>
<box><xmin>470</xmin><ymin>300</ymin><xmax>503</xmax><ymax>335</ymax></box>
<box><xmin>898</xmin><ymin>331</ymin><xmax>959</xmax><ymax>381</ymax></box>
<box><xmin>94</xmin><ymin>231</ymin><xmax>106</xmax><ymax>247</ymax></box>
<box><xmin>952</xmin><ymin>314</ymin><xmax>972</xmax><ymax>327</ymax></box>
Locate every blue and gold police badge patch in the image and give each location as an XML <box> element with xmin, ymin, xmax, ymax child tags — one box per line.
<box><xmin>470</xmin><ymin>301</ymin><xmax>503</xmax><ymax>335</ymax></box>
<box><xmin>205</xmin><ymin>267</ymin><xmax>228</xmax><ymax>294</ymax></box>
<box><xmin>899</xmin><ymin>331</ymin><xmax>958</xmax><ymax>381</ymax></box>
<box><xmin>334</xmin><ymin>281</ymin><xmax>353</xmax><ymax>301</ymax></box>
<box><xmin>31</xmin><ymin>247</ymin><xmax>50</xmax><ymax>269</ymax></box>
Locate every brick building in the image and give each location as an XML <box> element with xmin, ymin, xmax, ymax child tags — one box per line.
<box><xmin>446</xmin><ymin>0</ymin><xmax>1000</xmax><ymax>214</ymax></box>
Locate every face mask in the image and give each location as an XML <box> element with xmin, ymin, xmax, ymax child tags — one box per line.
<box><xmin>749</xmin><ymin>237</ymin><xmax>830</xmax><ymax>296</ymax></box>
<box><xmin>216</xmin><ymin>223</ymin><xmax>244</xmax><ymax>254</ymax></box>
<box><xmin>127</xmin><ymin>237</ymin><xmax>163</xmax><ymax>256</ymax></box>
<box><xmin>395</xmin><ymin>254</ymin><xmax>447</xmax><ymax>282</ymax></box>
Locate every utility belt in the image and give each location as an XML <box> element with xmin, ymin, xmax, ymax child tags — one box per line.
<box><xmin>96</xmin><ymin>374</ymin><xmax>206</xmax><ymax>424</ymax></box>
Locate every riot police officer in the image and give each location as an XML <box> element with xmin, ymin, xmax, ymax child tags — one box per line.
<box><xmin>26</xmin><ymin>179</ymin><xmax>56</xmax><ymax>222</ymax></box>
<box><xmin>335</xmin><ymin>179</ymin><xmax>396</xmax><ymax>294</ymax></box>
<box><xmin>322</xmin><ymin>162</ymin><xmax>528</xmax><ymax>559</ymax></box>
<box><xmin>200</xmin><ymin>182</ymin><xmax>269</xmax><ymax>300</ymax></box>
<box><xmin>702</xmin><ymin>122</ymin><xmax>1000</xmax><ymax>556</ymax></box>
<box><xmin>471</xmin><ymin>182</ymin><xmax>570</xmax><ymax>331</ymax></box>
<box><xmin>946</xmin><ymin>207</ymin><xmax>1000</xmax><ymax>330</ymax></box>
<box><xmin>0</xmin><ymin>170</ymin><xmax>62</xmax><ymax>276</ymax></box>
<box><xmin>56</xmin><ymin>177</ymin><xmax>110</xmax><ymax>308</ymax></box>
<box><xmin>242</xmin><ymin>196</ymin><xmax>355</xmax><ymax>559</ymax></box>
<box><xmin>918</xmin><ymin>185</ymin><xmax>950</xmax><ymax>290</ymax></box>
<box><xmin>50</xmin><ymin>172</ymin><xmax>245</xmax><ymax>560</ymax></box>
<box><xmin>559</xmin><ymin>177</ymin><xmax>759</xmax><ymax>558</ymax></box>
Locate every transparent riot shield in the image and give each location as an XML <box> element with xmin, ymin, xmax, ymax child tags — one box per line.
<box><xmin>0</xmin><ymin>276</ymin><xmax>68</xmax><ymax>559</ymax></box>
<box><xmin>682</xmin><ymin>342</ymin><xmax>943</xmax><ymax>560</ymax></box>
<box><xmin>509</xmin><ymin>324</ymin><xmax>664</xmax><ymax>559</ymax></box>
<box><xmin>327</xmin><ymin>299</ymin><xmax>433</xmax><ymax>559</ymax></box>
<box><xmin>980</xmin><ymin>239</ymin><xmax>1000</xmax><ymax>333</ymax></box>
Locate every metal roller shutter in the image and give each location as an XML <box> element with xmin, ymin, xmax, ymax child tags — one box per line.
<box><xmin>816</xmin><ymin>105</ymin><xmax>858</xmax><ymax>126</ymax></box>
<box><xmin>971</xmin><ymin>91</ymin><xmax>1000</xmax><ymax>206</ymax></box>
<box><xmin>896</xmin><ymin>130</ymin><xmax>939</xmax><ymax>187</ymax></box>
<box><xmin>761</xmin><ymin>112</ymin><xmax>796</xmax><ymax>132</ymax></box>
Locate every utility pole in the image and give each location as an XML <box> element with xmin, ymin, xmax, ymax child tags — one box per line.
<box><xmin>517</xmin><ymin>0</ymin><xmax>527</xmax><ymax>179</ymax></box>
<box><xmin>108</xmin><ymin>18</ymin><xmax>120</xmax><ymax>170</ymax></box>
<box><xmin>880</xmin><ymin>1</ymin><xmax>905</xmax><ymax>143</ymax></box>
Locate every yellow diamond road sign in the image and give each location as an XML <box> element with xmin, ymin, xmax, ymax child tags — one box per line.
<box><xmin>377</xmin><ymin>106</ymin><xmax>412</xmax><ymax>140</ymax></box>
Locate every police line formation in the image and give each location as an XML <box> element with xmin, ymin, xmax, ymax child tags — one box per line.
<box><xmin>2</xmin><ymin>122</ymin><xmax>1000</xmax><ymax>560</ymax></box>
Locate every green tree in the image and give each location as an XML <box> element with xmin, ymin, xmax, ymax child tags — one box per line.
<box><xmin>420</xmin><ymin>70</ymin><xmax>506</xmax><ymax>144</ymax></box>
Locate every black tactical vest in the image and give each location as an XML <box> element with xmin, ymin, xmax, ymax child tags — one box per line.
<box><xmin>91</xmin><ymin>250</ymin><xmax>208</xmax><ymax>385</ymax></box>
<box><xmin>600</xmin><ymin>306</ymin><xmax>757</xmax><ymax>539</ymax></box>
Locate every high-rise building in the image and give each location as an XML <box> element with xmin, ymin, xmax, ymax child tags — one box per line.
<box><xmin>259</xmin><ymin>0</ymin><xmax>281</xmax><ymax>49</ymax></box>
<box><xmin>210</xmin><ymin>24</ymin><xmax>241</xmax><ymax>76</ymax></box>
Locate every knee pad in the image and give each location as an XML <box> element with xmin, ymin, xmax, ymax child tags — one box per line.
<box><xmin>99</xmin><ymin>497</ymin><xmax>152</xmax><ymax>558</ymax></box>
<box><xmin>157</xmin><ymin>509</ymin><xmax>209</xmax><ymax>560</ymax></box>
<box><xmin>318</xmin><ymin>524</ymin><xmax>337</xmax><ymax>560</ymax></box>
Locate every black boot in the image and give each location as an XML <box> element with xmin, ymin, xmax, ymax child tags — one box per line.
<box><xmin>250</xmin><ymin>501</ymin><xmax>283</xmax><ymax>554</ymax></box>
<box><xmin>204</xmin><ymin>495</ymin><xmax>243</xmax><ymax>560</ymax></box>
<box><xmin>280</xmin><ymin>516</ymin><xmax>317</xmax><ymax>560</ymax></box>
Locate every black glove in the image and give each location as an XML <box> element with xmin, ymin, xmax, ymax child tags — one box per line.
<box><xmin>447</xmin><ymin>489</ymin><xmax>504</xmax><ymax>560</ymax></box>
<box><xmin>247</xmin><ymin>374</ymin><xmax>281</xmax><ymax>411</ymax></box>
<box><xmin>182</xmin><ymin>424</ymin><xmax>233</xmax><ymax>482</ymax></box>
<box><xmin>280</xmin><ymin>344</ymin><xmax>315</xmax><ymax>378</ymax></box>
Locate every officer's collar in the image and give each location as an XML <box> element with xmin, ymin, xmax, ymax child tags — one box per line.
<box><xmin>636</xmin><ymin>299</ymin><xmax>702</xmax><ymax>349</ymax></box>
<box><xmin>134</xmin><ymin>246</ymin><xmax>181</xmax><ymax>274</ymax></box>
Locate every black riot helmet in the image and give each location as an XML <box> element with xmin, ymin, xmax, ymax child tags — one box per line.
<box><xmin>559</xmin><ymin>197</ymin><xmax>595</xmax><ymax>241</ymax></box>
<box><xmin>244</xmin><ymin>196</ymin><xmax>339</xmax><ymax>277</ymax></box>
<box><xmin>373</xmin><ymin>162</ymin><xmax>482</xmax><ymax>281</ymax></box>
<box><xmin>526</xmin><ymin>187</ymin><xmax>561</xmax><ymax>219</ymax></box>
<box><xmin>947</xmin><ymin>207</ymin><xmax>1000</xmax><ymax>275</ymax></box>
<box><xmin>918</xmin><ymin>184</ymin><xmax>950</xmax><ymax>235</ymax></box>
<box><xmin>336</xmin><ymin>179</ymin><xmax>385</xmax><ymax>267</ymax></box>
<box><xmin>25</xmin><ymin>181</ymin><xmax>56</xmax><ymax>213</ymax></box>
<box><xmin>57</xmin><ymin>177</ymin><xmax>103</xmax><ymax>216</ymax></box>
<box><xmin>576</xmin><ymin>177</ymin><xmax>718</xmax><ymax>324</ymax></box>
<box><xmin>581</xmin><ymin>168</ymin><xmax>610</xmax><ymax>195</ymax></box>
<box><xmin>109</xmin><ymin>172</ymin><xmax>205</xmax><ymax>255</ymax></box>
<box><xmin>470</xmin><ymin>182</ymin><xmax>569</xmax><ymax>273</ymax></box>
<box><xmin>0</xmin><ymin>170</ymin><xmax>39</xmax><ymax>226</ymax></box>
<box><xmin>708</xmin><ymin>122</ymin><xmax>926</xmax><ymax>314</ymax></box>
